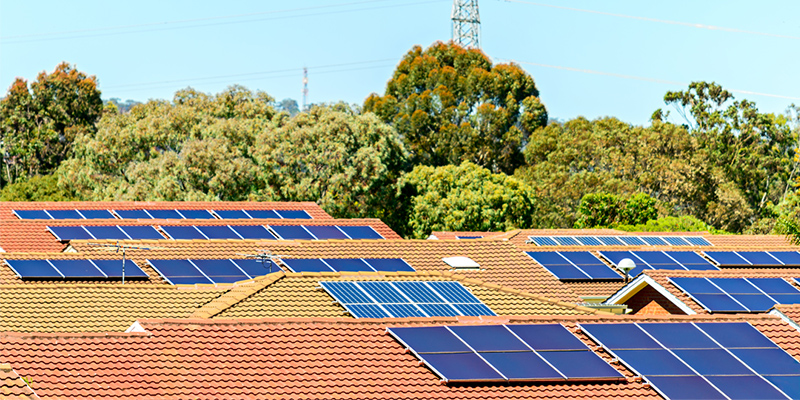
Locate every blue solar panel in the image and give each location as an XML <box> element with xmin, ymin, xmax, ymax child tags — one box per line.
<box><xmin>640</xmin><ymin>236</ymin><xmax>668</xmax><ymax>246</ymax></box>
<box><xmin>323</xmin><ymin>258</ymin><xmax>373</xmax><ymax>272</ymax></box>
<box><xmin>597</xmin><ymin>236</ymin><xmax>625</xmax><ymax>245</ymax></box>
<box><xmin>528</xmin><ymin>236</ymin><xmax>558</xmax><ymax>246</ymax></box>
<box><xmin>695</xmin><ymin>322</ymin><xmax>782</xmax><ymax>349</ymax></box>
<box><xmin>114</xmin><ymin>209</ymin><xmax>152</xmax><ymax>219</ymax></box>
<box><xmin>553</xmin><ymin>236</ymin><xmax>580</xmax><ymax>246</ymax></box>
<box><xmin>229</xmin><ymin>225</ymin><xmax>276</xmax><ymax>240</ymax></box>
<box><xmin>633</xmin><ymin>251</ymin><xmax>683</xmax><ymax>269</ymax></box>
<box><xmin>449</xmin><ymin>325</ymin><xmax>529</xmax><ymax>352</ymax></box>
<box><xmin>145</xmin><ymin>209</ymin><xmax>183</xmax><ymax>219</ymax></box>
<box><xmin>347</xmin><ymin>304</ymin><xmax>390</xmax><ymax>318</ymax></box>
<box><xmin>77</xmin><ymin>209</ymin><xmax>116</xmax><ymax>219</ymax></box>
<box><xmin>213</xmin><ymin>210</ymin><xmax>251</xmax><ymax>219</ymax></box>
<box><xmin>147</xmin><ymin>259</ymin><xmax>212</xmax><ymax>285</ymax></box>
<box><xmin>661</xmin><ymin>236</ymin><xmax>691</xmax><ymax>246</ymax></box>
<box><xmin>160</xmin><ymin>225</ymin><xmax>206</xmax><ymax>240</ymax></box>
<box><xmin>90</xmin><ymin>259</ymin><xmax>148</xmax><ymax>278</ymax></box>
<box><xmin>646</xmin><ymin>376</ymin><xmax>727</xmax><ymax>400</ymax></box>
<box><xmin>304</xmin><ymin>225</ymin><xmax>348</xmax><ymax>239</ymax></box>
<box><xmin>5</xmin><ymin>259</ymin><xmax>62</xmax><ymax>278</ymax></box>
<box><xmin>770</xmin><ymin>251</ymin><xmax>800</xmax><ymax>266</ymax></box>
<box><xmin>118</xmin><ymin>225</ymin><xmax>164</xmax><ymax>240</ymax></box>
<box><xmin>243</xmin><ymin>209</ymin><xmax>281</xmax><ymax>219</ymax></box>
<box><xmin>48</xmin><ymin>259</ymin><xmax>106</xmax><ymax>278</ymax></box>
<box><xmin>673</xmin><ymin>278</ymin><xmax>800</xmax><ymax>313</ymax></box>
<box><xmin>281</xmin><ymin>258</ymin><xmax>334</xmax><ymax>273</ymax></box>
<box><xmin>84</xmin><ymin>225</ymin><xmax>129</xmax><ymax>240</ymax></box>
<box><xmin>729</xmin><ymin>294</ymin><xmax>776</xmax><ymax>312</ymax></box>
<box><xmin>684</xmin><ymin>236</ymin><xmax>713</xmax><ymax>246</ymax></box>
<box><xmin>176</xmin><ymin>209</ymin><xmax>215</xmax><ymax>219</ymax></box>
<box><xmin>275</xmin><ymin>210</ymin><xmax>313</xmax><ymax>219</ymax></box>
<box><xmin>731</xmin><ymin>348</ymin><xmax>800</xmax><ymax>375</ymax></box>
<box><xmin>13</xmin><ymin>210</ymin><xmax>51</xmax><ymax>219</ymax></box>
<box><xmin>229</xmin><ymin>258</ymin><xmax>279</xmax><ymax>277</ymax></box>
<box><xmin>337</xmin><ymin>225</ymin><xmax>384</xmax><ymax>239</ymax></box>
<box><xmin>426</xmin><ymin>281</ymin><xmax>481</xmax><ymax>303</ymax></box>
<box><xmin>526</xmin><ymin>251</ymin><xmax>590</xmax><ymax>280</ymax></box>
<box><xmin>664</xmin><ymin>251</ymin><xmax>718</xmax><ymax>270</ymax></box>
<box><xmin>46</xmin><ymin>209</ymin><xmax>84</xmax><ymax>219</ymax></box>
<box><xmin>769</xmin><ymin>293</ymin><xmax>800</xmax><ymax>305</ymax></box>
<box><xmin>618</xmin><ymin>236</ymin><xmax>647</xmax><ymax>246</ymax></box>
<box><xmin>362</xmin><ymin>258</ymin><xmax>415</xmax><ymax>272</ymax></box>
<box><xmin>392</xmin><ymin>282</ymin><xmax>442</xmax><ymax>303</ymax></box>
<box><xmin>418</xmin><ymin>303</ymin><xmax>460</xmax><ymax>317</ymax></box>
<box><xmin>575</xmin><ymin>236</ymin><xmax>603</xmax><ymax>246</ymax></box>
<box><xmin>637</xmin><ymin>323</ymin><xmax>719</xmax><ymax>349</ymax></box>
<box><xmin>765</xmin><ymin>376</ymin><xmax>800</xmax><ymax>400</ymax></box>
<box><xmin>319</xmin><ymin>281</ymin><xmax>373</xmax><ymax>304</ymax></box>
<box><xmin>704</xmin><ymin>251</ymin><xmax>750</xmax><ymax>266</ymax></box>
<box><xmin>358</xmin><ymin>281</ymin><xmax>408</xmax><ymax>303</ymax></box>
<box><xmin>669</xmin><ymin>277</ymin><xmax>724</xmax><ymax>293</ymax></box>
<box><xmin>269</xmin><ymin>225</ymin><xmax>315</xmax><ymax>240</ymax></box>
<box><xmin>479</xmin><ymin>352</ymin><xmax>562</xmax><ymax>381</ymax></box>
<box><xmin>706</xmin><ymin>375</ymin><xmax>790</xmax><ymax>400</ymax></box>
<box><xmin>693</xmin><ymin>293</ymin><xmax>749</xmax><ymax>312</ymax></box>
<box><xmin>560</xmin><ymin>252</ymin><xmax>622</xmax><ymax>280</ymax></box>
<box><xmin>382</xmin><ymin>303</ymin><xmax>425</xmax><ymax>318</ymax></box>
<box><xmin>190</xmin><ymin>259</ymin><xmax>250</xmax><ymax>283</ymax></box>
<box><xmin>710</xmin><ymin>278</ymin><xmax>761</xmax><ymax>294</ymax></box>
<box><xmin>579</xmin><ymin>323</ymin><xmax>661</xmax><ymax>350</ymax></box>
<box><xmin>612</xmin><ymin>349</ymin><xmax>695</xmax><ymax>376</ymax></box>
<box><xmin>598</xmin><ymin>251</ymin><xmax>649</xmax><ymax>276</ymax></box>
<box><xmin>506</xmin><ymin>324</ymin><xmax>588</xmax><ymax>351</ymax></box>
<box><xmin>537</xmin><ymin>350</ymin><xmax>623</xmax><ymax>380</ymax></box>
<box><xmin>47</xmin><ymin>226</ymin><xmax>94</xmax><ymax>240</ymax></box>
<box><xmin>456</xmin><ymin>236</ymin><xmax>483</xmax><ymax>240</ymax></box>
<box><xmin>418</xmin><ymin>352</ymin><xmax>504</xmax><ymax>382</ymax></box>
<box><xmin>738</xmin><ymin>251</ymin><xmax>783</xmax><ymax>266</ymax></box>
<box><xmin>194</xmin><ymin>225</ymin><xmax>240</xmax><ymax>239</ymax></box>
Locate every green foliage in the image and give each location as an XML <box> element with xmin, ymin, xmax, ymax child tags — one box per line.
<box><xmin>0</xmin><ymin>62</ymin><xmax>102</xmax><ymax>186</ymax></box>
<box><xmin>0</xmin><ymin>174</ymin><xmax>76</xmax><ymax>201</ymax></box>
<box><xmin>399</xmin><ymin>161</ymin><xmax>537</xmax><ymax>238</ymax></box>
<box><xmin>364</xmin><ymin>42</ymin><xmax>547</xmax><ymax>174</ymax></box>
<box><xmin>615</xmin><ymin>215</ymin><xmax>715</xmax><ymax>233</ymax></box>
<box><xmin>574</xmin><ymin>192</ymin><xmax>658</xmax><ymax>229</ymax></box>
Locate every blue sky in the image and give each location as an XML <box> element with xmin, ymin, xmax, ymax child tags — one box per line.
<box><xmin>1</xmin><ymin>0</ymin><xmax>798</xmax><ymax>125</ymax></box>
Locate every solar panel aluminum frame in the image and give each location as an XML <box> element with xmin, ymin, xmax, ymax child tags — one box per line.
<box><xmin>4</xmin><ymin>259</ymin><xmax>65</xmax><ymax>279</ymax></box>
<box><xmin>46</xmin><ymin>225</ymin><xmax>95</xmax><ymax>241</ymax></box>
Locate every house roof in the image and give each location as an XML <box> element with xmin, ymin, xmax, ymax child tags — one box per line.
<box><xmin>0</xmin><ymin>313</ymin><xmax>794</xmax><ymax>400</ymax></box>
<box><xmin>0</xmin><ymin>363</ymin><xmax>37</xmax><ymax>400</ymax></box>
<box><xmin>189</xmin><ymin>271</ymin><xmax>601</xmax><ymax>319</ymax></box>
<box><xmin>607</xmin><ymin>269</ymin><xmax>800</xmax><ymax>314</ymax></box>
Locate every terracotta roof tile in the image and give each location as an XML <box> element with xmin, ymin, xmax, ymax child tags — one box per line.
<box><xmin>0</xmin><ymin>363</ymin><xmax>37</xmax><ymax>399</ymax></box>
<box><xmin>775</xmin><ymin>304</ymin><xmax>800</xmax><ymax>326</ymax></box>
<box><xmin>0</xmin><ymin>314</ymin><xmax>794</xmax><ymax>399</ymax></box>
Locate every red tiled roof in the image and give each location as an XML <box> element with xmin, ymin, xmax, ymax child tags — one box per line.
<box><xmin>0</xmin><ymin>314</ymin><xmax>794</xmax><ymax>399</ymax></box>
<box><xmin>0</xmin><ymin>363</ymin><xmax>37</xmax><ymax>399</ymax></box>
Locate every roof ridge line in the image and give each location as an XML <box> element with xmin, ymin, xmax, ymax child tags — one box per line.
<box><xmin>189</xmin><ymin>271</ymin><xmax>286</xmax><ymax>319</ymax></box>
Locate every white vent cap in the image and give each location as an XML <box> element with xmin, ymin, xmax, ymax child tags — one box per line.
<box><xmin>442</xmin><ymin>256</ymin><xmax>480</xmax><ymax>269</ymax></box>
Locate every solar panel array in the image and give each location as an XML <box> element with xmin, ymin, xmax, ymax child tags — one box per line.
<box><xmin>703</xmin><ymin>251</ymin><xmax>800</xmax><ymax>267</ymax></box>
<box><xmin>455</xmin><ymin>236</ymin><xmax>483</xmax><ymax>240</ymax></box>
<box><xmin>4</xmin><ymin>259</ymin><xmax>148</xmax><ymax>279</ymax></box>
<box><xmin>388</xmin><ymin>324</ymin><xmax>623</xmax><ymax>383</ymax></box>
<box><xmin>280</xmin><ymin>258</ymin><xmax>415</xmax><ymax>273</ymax></box>
<box><xmin>46</xmin><ymin>224</ymin><xmax>384</xmax><ymax>241</ymax></box>
<box><xmin>319</xmin><ymin>281</ymin><xmax>495</xmax><ymax>318</ymax></box>
<box><xmin>14</xmin><ymin>208</ymin><xmax>312</xmax><ymax>220</ymax></box>
<box><xmin>525</xmin><ymin>251</ymin><xmax>622</xmax><ymax>281</ymax></box>
<box><xmin>527</xmin><ymin>235</ymin><xmax>712</xmax><ymax>247</ymax></box>
<box><xmin>147</xmin><ymin>258</ymin><xmax>282</xmax><ymax>285</ymax></box>
<box><xmin>599</xmin><ymin>251</ymin><xmax>719</xmax><ymax>277</ymax></box>
<box><xmin>581</xmin><ymin>322</ymin><xmax>800</xmax><ymax>400</ymax></box>
<box><xmin>669</xmin><ymin>277</ymin><xmax>800</xmax><ymax>313</ymax></box>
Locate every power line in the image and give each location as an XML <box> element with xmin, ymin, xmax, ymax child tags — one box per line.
<box><xmin>498</xmin><ymin>58</ymin><xmax>800</xmax><ymax>101</ymax></box>
<box><xmin>501</xmin><ymin>0</ymin><xmax>800</xmax><ymax>41</ymax></box>
<box><xmin>2</xmin><ymin>0</ymin><xmax>448</xmax><ymax>44</ymax></box>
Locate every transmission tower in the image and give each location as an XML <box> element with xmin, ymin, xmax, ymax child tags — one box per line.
<box><xmin>451</xmin><ymin>0</ymin><xmax>480</xmax><ymax>49</ymax></box>
<box><xmin>302</xmin><ymin>67</ymin><xmax>309</xmax><ymax>111</ymax></box>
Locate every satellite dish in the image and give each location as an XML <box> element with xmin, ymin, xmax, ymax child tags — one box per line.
<box><xmin>618</xmin><ymin>258</ymin><xmax>636</xmax><ymax>281</ymax></box>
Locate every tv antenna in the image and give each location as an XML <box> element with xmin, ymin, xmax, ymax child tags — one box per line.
<box><xmin>235</xmin><ymin>250</ymin><xmax>288</xmax><ymax>276</ymax></box>
<box><xmin>87</xmin><ymin>241</ymin><xmax>173</xmax><ymax>284</ymax></box>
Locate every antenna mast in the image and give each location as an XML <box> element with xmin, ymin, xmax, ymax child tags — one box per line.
<box><xmin>302</xmin><ymin>67</ymin><xmax>309</xmax><ymax>111</ymax></box>
<box><xmin>451</xmin><ymin>0</ymin><xmax>481</xmax><ymax>49</ymax></box>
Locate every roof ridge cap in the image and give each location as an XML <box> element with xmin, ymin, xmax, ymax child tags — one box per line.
<box><xmin>189</xmin><ymin>271</ymin><xmax>286</xmax><ymax>319</ymax></box>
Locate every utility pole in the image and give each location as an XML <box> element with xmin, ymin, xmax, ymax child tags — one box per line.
<box><xmin>302</xmin><ymin>67</ymin><xmax>309</xmax><ymax>111</ymax></box>
<box><xmin>451</xmin><ymin>0</ymin><xmax>480</xmax><ymax>49</ymax></box>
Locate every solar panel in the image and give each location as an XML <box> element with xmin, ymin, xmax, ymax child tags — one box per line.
<box><xmin>77</xmin><ymin>209</ymin><xmax>116</xmax><ymax>219</ymax></box>
<box><xmin>176</xmin><ymin>209</ymin><xmax>215</xmax><ymax>219</ymax></box>
<box><xmin>13</xmin><ymin>210</ymin><xmax>51</xmax><ymax>219</ymax></box>
<box><xmin>269</xmin><ymin>225</ymin><xmax>316</xmax><ymax>240</ymax></box>
<box><xmin>275</xmin><ymin>210</ymin><xmax>313</xmax><ymax>219</ymax></box>
<box><xmin>47</xmin><ymin>226</ymin><xmax>94</xmax><ymax>240</ymax></box>
<box><xmin>337</xmin><ymin>225</ymin><xmax>384</xmax><ymax>239</ymax></box>
<box><xmin>633</xmin><ymin>251</ymin><xmax>683</xmax><ymax>270</ymax></box>
<box><xmin>160</xmin><ymin>225</ymin><xmax>206</xmax><ymax>240</ymax></box>
<box><xmin>580</xmin><ymin>322</ymin><xmax>800</xmax><ymax>400</ymax></box>
<box><xmin>48</xmin><ymin>259</ymin><xmax>106</xmax><ymax>278</ymax></box>
<box><xmin>145</xmin><ymin>209</ymin><xmax>183</xmax><ymax>219</ymax></box>
<box><xmin>213</xmin><ymin>210</ymin><xmax>251</xmax><ymax>219</ymax></box>
<box><xmin>322</xmin><ymin>258</ymin><xmax>373</xmax><ymax>272</ymax></box>
<box><xmin>663</xmin><ymin>251</ymin><xmax>718</xmax><ymax>270</ymax></box>
<box><xmin>552</xmin><ymin>236</ymin><xmax>580</xmax><ymax>246</ymax></box>
<box><xmin>5</xmin><ymin>259</ymin><xmax>63</xmax><ymax>278</ymax></box>
<box><xmin>769</xmin><ymin>251</ymin><xmax>800</xmax><ymax>266</ymax></box>
<box><xmin>703</xmin><ymin>251</ymin><xmax>751</xmax><ymax>267</ymax></box>
<box><xmin>361</xmin><ymin>258</ymin><xmax>415</xmax><ymax>272</ymax></box>
<box><xmin>118</xmin><ymin>225</ymin><xmax>165</xmax><ymax>240</ymax></box>
<box><xmin>684</xmin><ymin>236</ymin><xmax>713</xmax><ymax>246</ymax></box>
<box><xmin>528</xmin><ymin>236</ymin><xmax>558</xmax><ymax>246</ymax></box>
<box><xmin>506</xmin><ymin>324</ymin><xmax>589</xmax><ymax>351</ymax></box>
<box><xmin>575</xmin><ymin>236</ymin><xmax>603</xmax><ymax>246</ymax></box>
<box><xmin>661</xmin><ymin>236</ymin><xmax>691</xmax><ymax>246</ymax></box>
<box><xmin>113</xmin><ymin>209</ymin><xmax>152</xmax><ymax>219</ymax></box>
<box><xmin>640</xmin><ymin>236</ymin><xmax>668</xmax><ymax>246</ymax></box>
<box><xmin>230</xmin><ymin>258</ymin><xmax>280</xmax><ymax>277</ymax></box>
<box><xmin>597</xmin><ymin>236</ymin><xmax>625</xmax><ymax>246</ymax></box>
<box><xmin>388</xmin><ymin>324</ymin><xmax>623</xmax><ymax>383</ymax></box>
<box><xmin>189</xmin><ymin>259</ymin><xmax>250</xmax><ymax>283</ymax></box>
<box><xmin>83</xmin><ymin>225</ymin><xmax>130</xmax><ymax>240</ymax></box>
<box><xmin>243</xmin><ymin>209</ymin><xmax>281</xmax><ymax>219</ymax></box>
<box><xmin>670</xmin><ymin>277</ymin><xmax>800</xmax><ymax>313</ymax></box>
<box><xmin>598</xmin><ymin>250</ymin><xmax>650</xmax><ymax>277</ymax></box>
<box><xmin>46</xmin><ymin>209</ymin><xmax>84</xmax><ymax>219</ymax></box>
<box><xmin>229</xmin><ymin>225</ymin><xmax>276</xmax><ymax>240</ymax></box>
<box><xmin>618</xmin><ymin>236</ymin><xmax>647</xmax><ymax>246</ymax></box>
<box><xmin>559</xmin><ymin>252</ymin><xmax>622</xmax><ymax>280</ymax></box>
<box><xmin>456</xmin><ymin>236</ymin><xmax>483</xmax><ymax>240</ymax></box>
<box><xmin>281</xmin><ymin>258</ymin><xmax>334</xmax><ymax>273</ymax></box>
<box><xmin>90</xmin><ymin>259</ymin><xmax>149</xmax><ymax>278</ymax></box>
<box><xmin>147</xmin><ymin>259</ymin><xmax>212</xmax><ymax>285</ymax></box>
<box><xmin>194</xmin><ymin>225</ymin><xmax>240</xmax><ymax>239</ymax></box>
<box><xmin>304</xmin><ymin>225</ymin><xmax>348</xmax><ymax>240</ymax></box>
<box><xmin>737</xmin><ymin>251</ymin><xmax>783</xmax><ymax>266</ymax></box>
<box><xmin>528</xmin><ymin>251</ymin><xmax>620</xmax><ymax>281</ymax></box>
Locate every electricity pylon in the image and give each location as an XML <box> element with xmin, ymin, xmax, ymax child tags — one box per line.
<box><xmin>452</xmin><ymin>0</ymin><xmax>480</xmax><ymax>48</ymax></box>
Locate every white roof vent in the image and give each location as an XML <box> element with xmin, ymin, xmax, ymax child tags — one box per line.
<box><xmin>442</xmin><ymin>256</ymin><xmax>480</xmax><ymax>270</ymax></box>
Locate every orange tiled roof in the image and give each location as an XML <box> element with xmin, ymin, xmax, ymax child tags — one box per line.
<box><xmin>189</xmin><ymin>271</ymin><xmax>600</xmax><ymax>319</ymax></box>
<box><xmin>0</xmin><ymin>363</ymin><xmax>37</xmax><ymax>399</ymax></box>
<box><xmin>0</xmin><ymin>284</ymin><xmax>225</xmax><ymax>332</ymax></box>
<box><xmin>0</xmin><ymin>314</ymin><xmax>795</xmax><ymax>399</ymax></box>
<box><xmin>0</xmin><ymin>201</ymin><xmax>332</xmax><ymax>220</ymax></box>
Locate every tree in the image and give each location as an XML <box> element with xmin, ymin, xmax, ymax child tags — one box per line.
<box><xmin>574</xmin><ymin>192</ymin><xmax>658</xmax><ymax>229</ymax></box>
<box><xmin>276</xmin><ymin>98</ymin><xmax>300</xmax><ymax>116</ymax></box>
<box><xmin>0</xmin><ymin>63</ymin><xmax>102</xmax><ymax>186</ymax></box>
<box><xmin>399</xmin><ymin>161</ymin><xmax>537</xmax><ymax>238</ymax></box>
<box><xmin>0</xmin><ymin>174</ymin><xmax>76</xmax><ymax>201</ymax></box>
<box><xmin>364</xmin><ymin>42</ymin><xmax>547</xmax><ymax>174</ymax></box>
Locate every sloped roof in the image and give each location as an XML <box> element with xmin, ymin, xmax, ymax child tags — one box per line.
<box><xmin>0</xmin><ymin>284</ymin><xmax>225</xmax><ymax>332</ymax></box>
<box><xmin>189</xmin><ymin>271</ymin><xmax>600</xmax><ymax>319</ymax></box>
<box><xmin>0</xmin><ymin>314</ymin><xmax>794</xmax><ymax>400</ymax></box>
<box><xmin>609</xmin><ymin>269</ymin><xmax>800</xmax><ymax>314</ymax></box>
<box><xmin>0</xmin><ymin>364</ymin><xmax>37</xmax><ymax>399</ymax></box>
